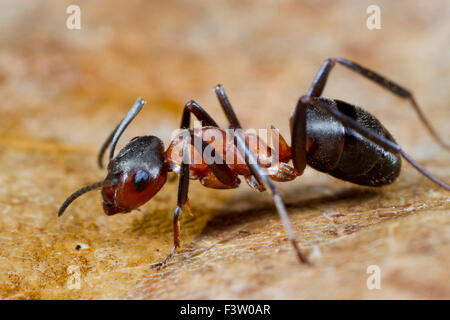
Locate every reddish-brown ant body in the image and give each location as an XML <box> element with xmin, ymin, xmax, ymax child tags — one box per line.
<box><xmin>58</xmin><ymin>58</ymin><xmax>449</xmax><ymax>267</ymax></box>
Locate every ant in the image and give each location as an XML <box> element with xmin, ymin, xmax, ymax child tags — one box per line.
<box><xmin>58</xmin><ymin>58</ymin><xmax>449</xmax><ymax>268</ymax></box>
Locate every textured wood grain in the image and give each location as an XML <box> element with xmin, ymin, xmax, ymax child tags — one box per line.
<box><xmin>0</xmin><ymin>0</ymin><xmax>449</xmax><ymax>299</ymax></box>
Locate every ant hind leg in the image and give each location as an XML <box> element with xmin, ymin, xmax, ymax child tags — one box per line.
<box><xmin>302</xmin><ymin>96</ymin><xmax>449</xmax><ymax>191</ymax></box>
<box><xmin>307</xmin><ymin>57</ymin><xmax>449</xmax><ymax>150</ymax></box>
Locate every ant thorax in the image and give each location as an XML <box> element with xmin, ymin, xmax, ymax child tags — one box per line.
<box><xmin>165</xmin><ymin>126</ymin><xmax>297</xmax><ymax>190</ymax></box>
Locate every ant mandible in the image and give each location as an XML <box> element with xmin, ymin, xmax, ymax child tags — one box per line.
<box><xmin>58</xmin><ymin>58</ymin><xmax>449</xmax><ymax>268</ymax></box>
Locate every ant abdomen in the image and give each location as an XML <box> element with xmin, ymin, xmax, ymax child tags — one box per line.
<box><xmin>305</xmin><ymin>98</ymin><xmax>401</xmax><ymax>186</ymax></box>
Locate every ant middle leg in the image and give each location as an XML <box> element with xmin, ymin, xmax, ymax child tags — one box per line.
<box><xmin>214</xmin><ymin>85</ymin><xmax>308</xmax><ymax>264</ymax></box>
<box><xmin>307</xmin><ymin>57</ymin><xmax>449</xmax><ymax>150</ymax></box>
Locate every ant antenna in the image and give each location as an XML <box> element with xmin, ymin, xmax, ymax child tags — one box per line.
<box><xmin>58</xmin><ymin>181</ymin><xmax>103</xmax><ymax>217</ymax></box>
<box><xmin>98</xmin><ymin>98</ymin><xmax>146</xmax><ymax>168</ymax></box>
<box><xmin>97</xmin><ymin>123</ymin><xmax>119</xmax><ymax>168</ymax></box>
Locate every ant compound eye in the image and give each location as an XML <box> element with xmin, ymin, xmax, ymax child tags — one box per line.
<box><xmin>133</xmin><ymin>169</ymin><xmax>150</xmax><ymax>191</ymax></box>
<box><xmin>110</xmin><ymin>176</ymin><xmax>120</xmax><ymax>186</ymax></box>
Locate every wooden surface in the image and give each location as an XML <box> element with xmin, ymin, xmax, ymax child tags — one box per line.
<box><xmin>0</xmin><ymin>0</ymin><xmax>449</xmax><ymax>299</ymax></box>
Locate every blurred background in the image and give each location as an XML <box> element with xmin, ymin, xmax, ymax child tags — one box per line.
<box><xmin>0</xmin><ymin>0</ymin><xmax>449</xmax><ymax>299</ymax></box>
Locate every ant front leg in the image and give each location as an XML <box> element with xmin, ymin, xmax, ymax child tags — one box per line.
<box><xmin>181</xmin><ymin>100</ymin><xmax>240</xmax><ymax>187</ymax></box>
<box><xmin>98</xmin><ymin>98</ymin><xmax>217</xmax><ymax>169</ymax></box>
<box><xmin>152</xmin><ymin>102</ymin><xmax>239</xmax><ymax>269</ymax></box>
<box><xmin>214</xmin><ymin>85</ymin><xmax>308</xmax><ymax>264</ymax></box>
<box><xmin>151</xmin><ymin>135</ymin><xmax>239</xmax><ymax>269</ymax></box>
<box><xmin>307</xmin><ymin>58</ymin><xmax>449</xmax><ymax>150</ymax></box>
<box><xmin>180</xmin><ymin>100</ymin><xmax>219</xmax><ymax>129</ymax></box>
<box><xmin>151</xmin><ymin>142</ymin><xmax>190</xmax><ymax>269</ymax></box>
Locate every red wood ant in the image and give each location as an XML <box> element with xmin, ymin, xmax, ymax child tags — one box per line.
<box><xmin>58</xmin><ymin>58</ymin><xmax>449</xmax><ymax>268</ymax></box>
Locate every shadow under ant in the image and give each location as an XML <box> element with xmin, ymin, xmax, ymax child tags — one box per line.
<box><xmin>201</xmin><ymin>184</ymin><xmax>379</xmax><ymax>236</ymax></box>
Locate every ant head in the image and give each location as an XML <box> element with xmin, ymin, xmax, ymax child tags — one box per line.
<box><xmin>101</xmin><ymin>136</ymin><xmax>167</xmax><ymax>215</ymax></box>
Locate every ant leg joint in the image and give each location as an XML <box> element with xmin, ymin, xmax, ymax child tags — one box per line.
<box><xmin>299</xmin><ymin>95</ymin><xmax>312</xmax><ymax>104</ymax></box>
